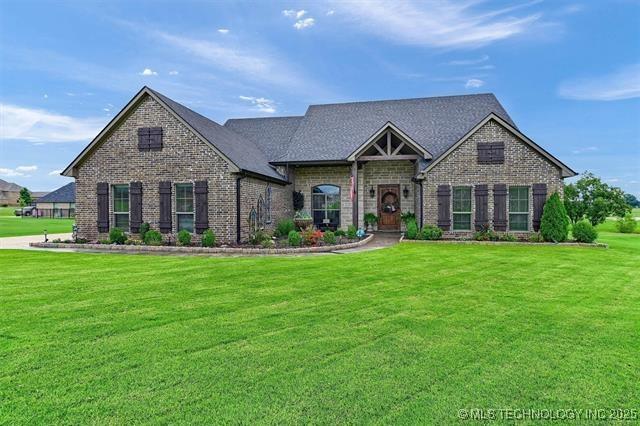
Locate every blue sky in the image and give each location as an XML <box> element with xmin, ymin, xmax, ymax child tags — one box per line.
<box><xmin>1</xmin><ymin>0</ymin><xmax>638</xmax><ymax>195</ymax></box>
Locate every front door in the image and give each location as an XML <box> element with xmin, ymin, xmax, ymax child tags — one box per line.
<box><xmin>378</xmin><ymin>184</ymin><xmax>401</xmax><ymax>230</ymax></box>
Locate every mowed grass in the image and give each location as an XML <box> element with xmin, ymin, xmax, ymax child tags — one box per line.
<box><xmin>1</xmin><ymin>234</ymin><xmax>639</xmax><ymax>423</ymax></box>
<box><xmin>0</xmin><ymin>207</ymin><xmax>74</xmax><ymax>237</ymax></box>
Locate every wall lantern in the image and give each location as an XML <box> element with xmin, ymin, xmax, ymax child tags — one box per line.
<box><xmin>403</xmin><ymin>186</ymin><xmax>410</xmax><ymax>198</ymax></box>
<box><xmin>369</xmin><ymin>186</ymin><xmax>375</xmax><ymax>198</ymax></box>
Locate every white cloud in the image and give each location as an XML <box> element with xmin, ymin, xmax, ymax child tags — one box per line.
<box><xmin>572</xmin><ymin>146</ymin><xmax>598</xmax><ymax>154</ymax></box>
<box><xmin>446</xmin><ymin>55</ymin><xmax>490</xmax><ymax>66</ymax></box>
<box><xmin>465</xmin><ymin>79</ymin><xmax>485</xmax><ymax>88</ymax></box>
<box><xmin>0</xmin><ymin>168</ymin><xmax>24</xmax><ymax>177</ymax></box>
<box><xmin>43</xmin><ymin>94</ymin><xmax>48</xmax><ymax>99</ymax></box>
<box><xmin>558</xmin><ymin>64</ymin><xmax>640</xmax><ymax>101</ymax></box>
<box><xmin>283</xmin><ymin>9</ymin><xmax>307</xmax><ymax>19</ymax></box>
<box><xmin>239</xmin><ymin>95</ymin><xmax>277</xmax><ymax>113</ymax></box>
<box><xmin>217</xmin><ymin>28</ymin><xmax>230</xmax><ymax>34</ymax></box>
<box><xmin>327</xmin><ymin>10</ymin><xmax>335</xmax><ymax>16</ymax></box>
<box><xmin>0</xmin><ymin>103</ymin><xmax>106</xmax><ymax>143</ymax></box>
<box><xmin>294</xmin><ymin>18</ymin><xmax>315</xmax><ymax>30</ymax></box>
<box><xmin>48</xmin><ymin>169</ymin><xmax>63</xmax><ymax>176</ymax></box>
<box><xmin>139</xmin><ymin>68</ymin><xmax>158</xmax><ymax>76</ymax></box>
<box><xmin>16</xmin><ymin>165</ymin><xmax>37</xmax><ymax>172</ymax></box>
<box><xmin>168</xmin><ymin>70</ymin><xmax>179</xmax><ymax>75</ymax></box>
<box><xmin>332</xmin><ymin>0</ymin><xmax>543</xmax><ymax>48</ymax></box>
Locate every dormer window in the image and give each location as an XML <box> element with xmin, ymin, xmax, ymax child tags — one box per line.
<box><xmin>137</xmin><ymin>127</ymin><xmax>163</xmax><ymax>151</ymax></box>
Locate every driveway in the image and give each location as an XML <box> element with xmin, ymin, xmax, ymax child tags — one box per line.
<box><xmin>0</xmin><ymin>233</ymin><xmax>73</xmax><ymax>250</ymax></box>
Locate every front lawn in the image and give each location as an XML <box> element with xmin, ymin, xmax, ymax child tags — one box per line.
<box><xmin>0</xmin><ymin>215</ymin><xmax>75</xmax><ymax>237</ymax></box>
<box><xmin>1</xmin><ymin>233</ymin><xmax>638</xmax><ymax>423</ymax></box>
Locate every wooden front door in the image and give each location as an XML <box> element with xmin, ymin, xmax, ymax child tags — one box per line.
<box><xmin>378</xmin><ymin>184</ymin><xmax>401</xmax><ymax>230</ymax></box>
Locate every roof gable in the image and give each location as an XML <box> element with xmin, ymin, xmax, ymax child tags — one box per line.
<box><xmin>347</xmin><ymin>121</ymin><xmax>432</xmax><ymax>161</ymax></box>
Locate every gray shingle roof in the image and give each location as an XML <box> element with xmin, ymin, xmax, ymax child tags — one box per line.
<box><xmin>37</xmin><ymin>182</ymin><xmax>75</xmax><ymax>203</ymax></box>
<box><xmin>148</xmin><ymin>88</ymin><xmax>286</xmax><ymax>182</ymax></box>
<box><xmin>278</xmin><ymin>94</ymin><xmax>515</xmax><ymax>163</ymax></box>
<box><xmin>224</xmin><ymin>116</ymin><xmax>303</xmax><ymax>161</ymax></box>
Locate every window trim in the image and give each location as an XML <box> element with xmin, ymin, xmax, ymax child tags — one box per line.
<box><xmin>312</xmin><ymin>184</ymin><xmax>341</xmax><ymax>229</ymax></box>
<box><xmin>175</xmin><ymin>182</ymin><xmax>195</xmax><ymax>233</ymax></box>
<box><xmin>112</xmin><ymin>184</ymin><xmax>130</xmax><ymax>231</ymax></box>
<box><xmin>509</xmin><ymin>186</ymin><xmax>529</xmax><ymax>231</ymax></box>
<box><xmin>452</xmin><ymin>186</ymin><xmax>472</xmax><ymax>231</ymax></box>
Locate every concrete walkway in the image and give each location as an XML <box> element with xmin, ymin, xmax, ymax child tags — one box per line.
<box><xmin>0</xmin><ymin>233</ymin><xmax>73</xmax><ymax>250</ymax></box>
<box><xmin>332</xmin><ymin>232</ymin><xmax>401</xmax><ymax>254</ymax></box>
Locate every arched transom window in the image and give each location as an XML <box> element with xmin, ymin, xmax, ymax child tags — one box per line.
<box><xmin>312</xmin><ymin>185</ymin><xmax>340</xmax><ymax>230</ymax></box>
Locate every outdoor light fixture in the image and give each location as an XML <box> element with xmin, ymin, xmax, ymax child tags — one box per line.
<box><xmin>403</xmin><ymin>186</ymin><xmax>409</xmax><ymax>198</ymax></box>
<box><xmin>44</xmin><ymin>229</ymin><xmax>48</xmax><ymax>243</ymax></box>
<box><xmin>369</xmin><ymin>186</ymin><xmax>375</xmax><ymax>198</ymax></box>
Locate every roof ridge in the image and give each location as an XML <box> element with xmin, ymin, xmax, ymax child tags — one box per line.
<box><xmin>225</xmin><ymin>115</ymin><xmax>303</xmax><ymax>122</ymax></box>
<box><xmin>306</xmin><ymin>93</ymin><xmax>497</xmax><ymax>108</ymax></box>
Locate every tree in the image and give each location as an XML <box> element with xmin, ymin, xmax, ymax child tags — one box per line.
<box><xmin>563</xmin><ymin>172</ymin><xmax>630</xmax><ymax>226</ymax></box>
<box><xmin>624</xmin><ymin>193</ymin><xmax>640</xmax><ymax>208</ymax></box>
<box><xmin>540</xmin><ymin>192</ymin><xmax>569</xmax><ymax>242</ymax></box>
<box><xmin>18</xmin><ymin>188</ymin><xmax>32</xmax><ymax>207</ymax></box>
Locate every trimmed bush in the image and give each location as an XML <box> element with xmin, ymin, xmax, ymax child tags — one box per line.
<box><xmin>473</xmin><ymin>226</ymin><xmax>498</xmax><ymax>241</ymax></box>
<box><xmin>275</xmin><ymin>219</ymin><xmax>295</xmax><ymax>237</ymax></box>
<box><xmin>143</xmin><ymin>229</ymin><xmax>163</xmax><ymax>246</ymax></box>
<box><xmin>540</xmin><ymin>192</ymin><xmax>569</xmax><ymax>242</ymax></box>
<box><xmin>261</xmin><ymin>239</ymin><xmax>275</xmax><ymax>249</ymax></box>
<box><xmin>323</xmin><ymin>230</ymin><xmax>336</xmax><ymax>245</ymax></box>
<box><xmin>249</xmin><ymin>230</ymin><xmax>270</xmax><ymax>245</ymax></box>
<box><xmin>405</xmin><ymin>220</ymin><xmax>418</xmax><ymax>239</ymax></box>
<box><xmin>616</xmin><ymin>213</ymin><xmax>637</xmax><ymax>233</ymax></box>
<box><xmin>572</xmin><ymin>220</ymin><xmax>598</xmax><ymax>243</ymax></box>
<box><xmin>109</xmin><ymin>228</ymin><xmax>126</xmax><ymax>245</ymax></box>
<box><xmin>419</xmin><ymin>225</ymin><xmax>443</xmax><ymax>240</ymax></box>
<box><xmin>201</xmin><ymin>229</ymin><xmax>216</xmax><ymax>247</ymax></box>
<box><xmin>177</xmin><ymin>230</ymin><xmax>192</xmax><ymax>246</ymax></box>
<box><xmin>139</xmin><ymin>222</ymin><xmax>150</xmax><ymax>240</ymax></box>
<box><xmin>335</xmin><ymin>229</ymin><xmax>346</xmax><ymax>237</ymax></box>
<box><xmin>288</xmin><ymin>230</ymin><xmax>302</xmax><ymax>247</ymax></box>
<box><xmin>347</xmin><ymin>225</ymin><xmax>357</xmax><ymax>239</ymax></box>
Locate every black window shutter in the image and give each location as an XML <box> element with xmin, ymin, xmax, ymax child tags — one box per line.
<box><xmin>437</xmin><ymin>185</ymin><xmax>451</xmax><ymax>231</ymax></box>
<box><xmin>194</xmin><ymin>180</ymin><xmax>209</xmax><ymax>234</ymax></box>
<box><xmin>474</xmin><ymin>184</ymin><xmax>489</xmax><ymax>230</ymax></box>
<box><xmin>477</xmin><ymin>143</ymin><xmax>491</xmax><ymax>164</ymax></box>
<box><xmin>130</xmin><ymin>181</ymin><xmax>143</xmax><ymax>233</ymax></box>
<box><xmin>138</xmin><ymin>128</ymin><xmax>150</xmax><ymax>150</ymax></box>
<box><xmin>159</xmin><ymin>181</ymin><xmax>172</xmax><ymax>233</ymax></box>
<box><xmin>532</xmin><ymin>183</ymin><xmax>547</xmax><ymax>231</ymax></box>
<box><xmin>493</xmin><ymin>184</ymin><xmax>507</xmax><ymax>231</ymax></box>
<box><xmin>149</xmin><ymin>127</ymin><xmax>163</xmax><ymax>150</ymax></box>
<box><xmin>491</xmin><ymin>142</ymin><xmax>505</xmax><ymax>164</ymax></box>
<box><xmin>97</xmin><ymin>182</ymin><xmax>109</xmax><ymax>232</ymax></box>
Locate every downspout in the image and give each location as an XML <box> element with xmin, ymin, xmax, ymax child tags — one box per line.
<box><xmin>236</xmin><ymin>174</ymin><xmax>245</xmax><ymax>243</ymax></box>
<box><xmin>419</xmin><ymin>180</ymin><xmax>424</xmax><ymax>229</ymax></box>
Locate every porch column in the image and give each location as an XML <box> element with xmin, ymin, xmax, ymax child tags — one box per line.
<box><xmin>351</xmin><ymin>161</ymin><xmax>358</xmax><ymax>227</ymax></box>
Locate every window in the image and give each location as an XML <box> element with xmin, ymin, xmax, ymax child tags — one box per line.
<box><xmin>509</xmin><ymin>186</ymin><xmax>529</xmax><ymax>231</ymax></box>
<box><xmin>257</xmin><ymin>195</ymin><xmax>265</xmax><ymax>229</ymax></box>
<box><xmin>452</xmin><ymin>187</ymin><xmax>472</xmax><ymax>230</ymax></box>
<box><xmin>312</xmin><ymin>185</ymin><xmax>340</xmax><ymax>230</ymax></box>
<box><xmin>176</xmin><ymin>183</ymin><xmax>194</xmax><ymax>232</ymax></box>
<box><xmin>113</xmin><ymin>184</ymin><xmax>129</xmax><ymax>230</ymax></box>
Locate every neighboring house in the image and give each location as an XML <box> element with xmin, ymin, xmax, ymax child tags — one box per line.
<box><xmin>0</xmin><ymin>179</ymin><xmax>22</xmax><ymax>206</ymax></box>
<box><xmin>63</xmin><ymin>86</ymin><xmax>575</xmax><ymax>243</ymax></box>
<box><xmin>35</xmin><ymin>182</ymin><xmax>76</xmax><ymax>218</ymax></box>
<box><xmin>30</xmin><ymin>191</ymin><xmax>49</xmax><ymax>203</ymax></box>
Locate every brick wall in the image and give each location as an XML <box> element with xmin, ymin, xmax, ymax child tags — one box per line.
<box><xmin>422</xmin><ymin>119</ymin><xmax>564</xmax><ymax>237</ymax></box>
<box><xmin>239</xmin><ymin>177</ymin><xmax>292</xmax><ymax>241</ymax></box>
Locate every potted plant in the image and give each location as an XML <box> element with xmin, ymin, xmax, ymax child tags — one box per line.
<box><xmin>364</xmin><ymin>213</ymin><xmax>378</xmax><ymax>231</ymax></box>
<box><xmin>293</xmin><ymin>210</ymin><xmax>313</xmax><ymax>230</ymax></box>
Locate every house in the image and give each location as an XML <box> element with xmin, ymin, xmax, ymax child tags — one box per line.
<box><xmin>62</xmin><ymin>86</ymin><xmax>575</xmax><ymax>243</ymax></box>
<box><xmin>34</xmin><ymin>182</ymin><xmax>76</xmax><ymax>218</ymax></box>
<box><xmin>0</xmin><ymin>179</ymin><xmax>22</xmax><ymax>206</ymax></box>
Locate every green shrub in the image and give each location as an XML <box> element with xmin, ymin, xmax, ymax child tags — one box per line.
<box><xmin>419</xmin><ymin>225</ymin><xmax>443</xmax><ymax>240</ymax></box>
<box><xmin>261</xmin><ymin>239</ymin><xmax>275</xmax><ymax>249</ymax></box>
<box><xmin>616</xmin><ymin>213</ymin><xmax>637</xmax><ymax>233</ymax></box>
<box><xmin>473</xmin><ymin>226</ymin><xmax>498</xmax><ymax>241</ymax></box>
<box><xmin>572</xmin><ymin>220</ymin><xmax>598</xmax><ymax>243</ymax></box>
<box><xmin>249</xmin><ymin>230</ymin><xmax>270</xmax><ymax>245</ymax></box>
<box><xmin>201</xmin><ymin>229</ymin><xmax>216</xmax><ymax>247</ymax></box>
<box><xmin>498</xmin><ymin>233</ymin><xmax>517</xmax><ymax>242</ymax></box>
<box><xmin>139</xmin><ymin>222</ymin><xmax>150</xmax><ymax>239</ymax></box>
<box><xmin>400</xmin><ymin>211</ymin><xmax>416</xmax><ymax>224</ymax></box>
<box><xmin>109</xmin><ymin>228</ymin><xmax>126</xmax><ymax>245</ymax></box>
<box><xmin>335</xmin><ymin>229</ymin><xmax>346</xmax><ymax>237</ymax></box>
<box><xmin>143</xmin><ymin>229</ymin><xmax>163</xmax><ymax>246</ymax></box>
<box><xmin>540</xmin><ymin>192</ymin><xmax>569</xmax><ymax>242</ymax></box>
<box><xmin>364</xmin><ymin>213</ymin><xmax>378</xmax><ymax>227</ymax></box>
<box><xmin>99</xmin><ymin>239</ymin><xmax>111</xmax><ymax>245</ymax></box>
<box><xmin>177</xmin><ymin>230</ymin><xmax>192</xmax><ymax>246</ymax></box>
<box><xmin>323</xmin><ymin>230</ymin><xmax>336</xmax><ymax>245</ymax></box>
<box><xmin>288</xmin><ymin>230</ymin><xmax>302</xmax><ymax>247</ymax></box>
<box><xmin>405</xmin><ymin>220</ymin><xmax>418</xmax><ymax>239</ymax></box>
<box><xmin>528</xmin><ymin>232</ymin><xmax>543</xmax><ymax>243</ymax></box>
<box><xmin>347</xmin><ymin>225</ymin><xmax>357</xmax><ymax>239</ymax></box>
<box><xmin>274</xmin><ymin>219</ymin><xmax>295</xmax><ymax>237</ymax></box>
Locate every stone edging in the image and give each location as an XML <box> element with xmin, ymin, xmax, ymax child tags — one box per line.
<box><xmin>399</xmin><ymin>236</ymin><xmax>608</xmax><ymax>248</ymax></box>
<box><xmin>29</xmin><ymin>234</ymin><xmax>375</xmax><ymax>255</ymax></box>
